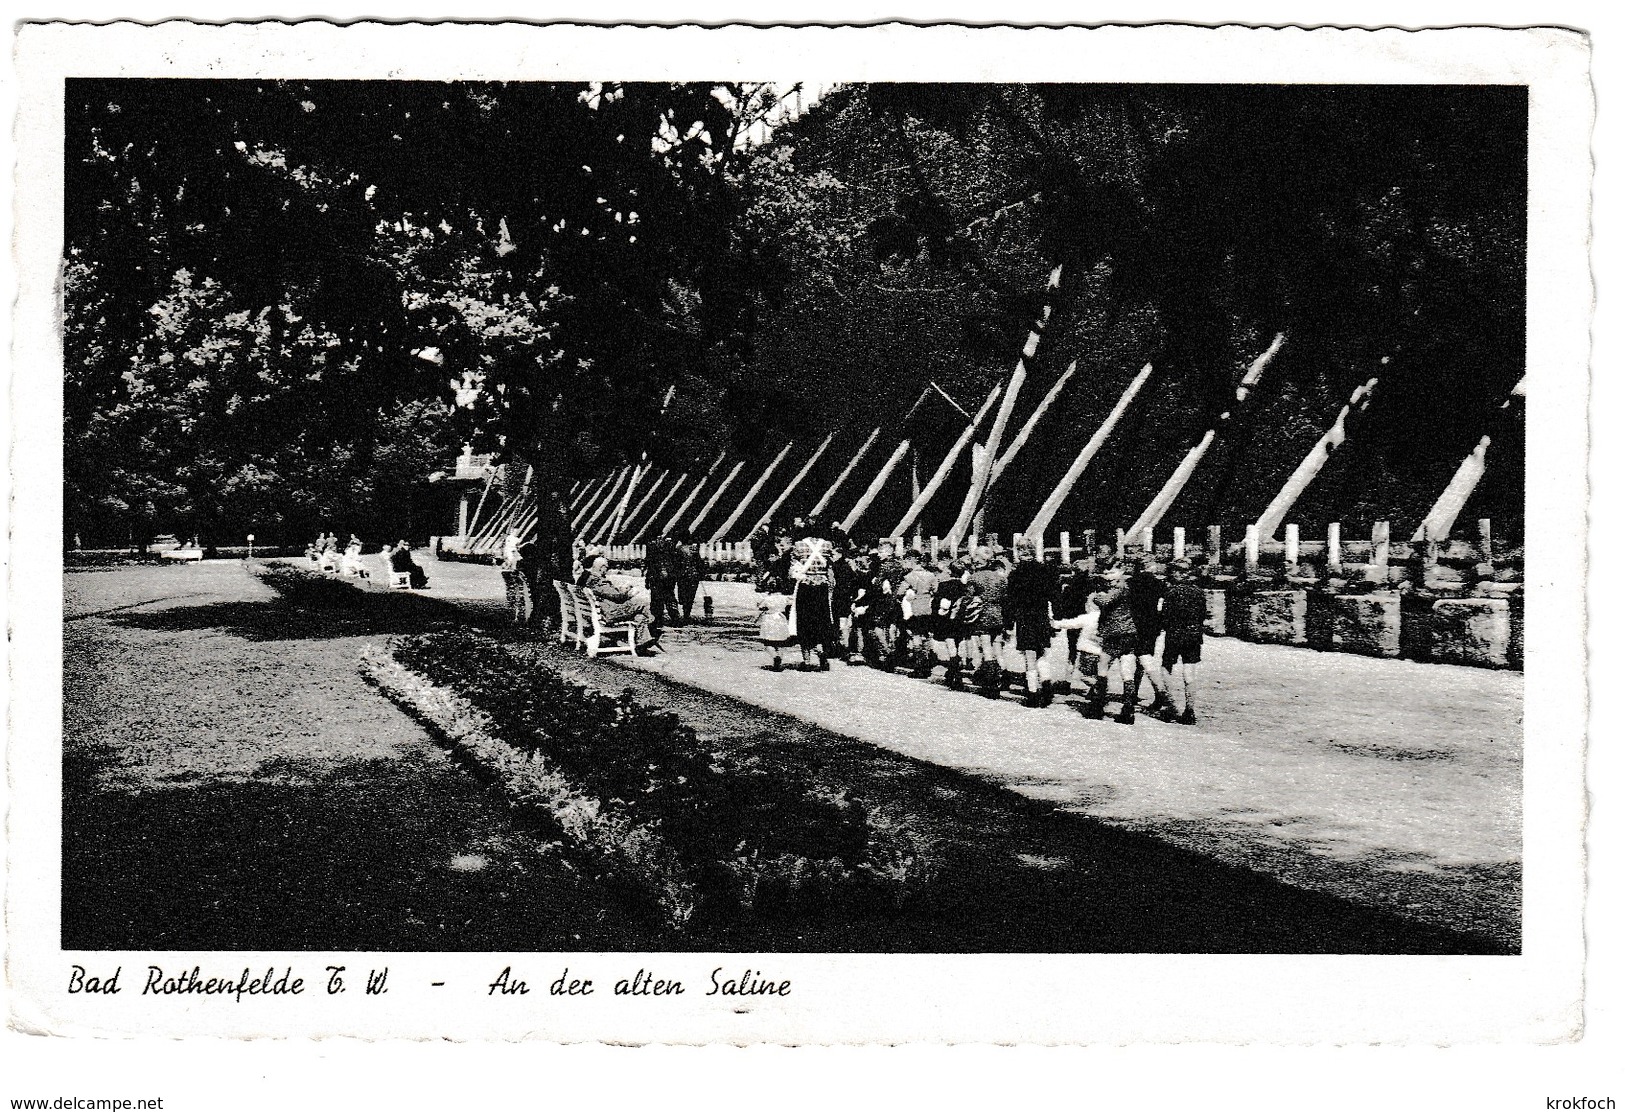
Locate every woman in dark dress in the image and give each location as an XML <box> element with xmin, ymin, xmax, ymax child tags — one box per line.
<box><xmin>789</xmin><ymin>536</ymin><xmax>835</xmax><ymax>671</ymax></box>
<box><xmin>1004</xmin><ymin>539</ymin><xmax>1060</xmax><ymax>706</ymax></box>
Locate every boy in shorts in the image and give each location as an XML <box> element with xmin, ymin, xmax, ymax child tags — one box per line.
<box><xmin>1159</xmin><ymin>558</ymin><xmax>1207</xmax><ymax>724</ymax></box>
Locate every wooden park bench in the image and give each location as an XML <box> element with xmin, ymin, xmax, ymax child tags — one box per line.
<box><xmin>377</xmin><ymin>553</ymin><xmax>412</xmax><ymax>589</ymax></box>
<box><xmin>553</xmin><ymin>580</ymin><xmax>638</xmax><ymax>658</ymax></box>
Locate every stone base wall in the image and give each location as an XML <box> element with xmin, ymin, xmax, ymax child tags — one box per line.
<box><xmin>1239</xmin><ymin>590</ymin><xmax>1308</xmax><ymax>646</ymax></box>
<box><xmin>1328</xmin><ymin>593</ymin><xmax>1403</xmax><ymax>658</ymax></box>
<box><xmin>1426</xmin><ymin>598</ymin><xmax>1512</xmax><ymax>668</ymax></box>
<box><xmin>1194</xmin><ymin>583</ymin><xmax>1519</xmax><ymax>670</ymax></box>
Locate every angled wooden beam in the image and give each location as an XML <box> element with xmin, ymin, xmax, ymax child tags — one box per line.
<box><xmin>617</xmin><ymin>469</ymin><xmax>671</xmax><ymax>543</ymax></box>
<box><xmin>602</xmin><ymin>462</ymin><xmax>652</xmax><ymax>544</ymax></box>
<box><xmin>1253</xmin><ymin>376</ymin><xmax>1380</xmax><ymax>539</ymax></box>
<box><xmin>808</xmin><ymin>426</ymin><xmax>882</xmax><ymax>518</ymax></box>
<box><xmin>988</xmin><ymin>359</ymin><xmax>1078</xmax><ymax>487</ymax></box>
<box><xmin>710</xmin><ymin>442</ymin><xmax>797</xmax><ymax>542</ymax></box>
<box><xmin>572</xmin><ymin>468</ymin><xmax>622</xmax><ymax>529</ymax></box>
<box><xmin>746</xmin><ymin>432</ymin><xmax>836</xmax><ymax>538</ymax></box>
<box><xmin>661</xmin><ymin>451</ymin><xmax>728</xmax><ymax>537</ymax></box>
<box><xmin>1125</xmin><ymin>332</ymin><xmax>1286</xmax><ymax>539</ymax></box>
<box><xmin>598</xmin><ymin>462</ymin><xmax>652</xmax><ymax>544</ymax></box>
<box><xmin>1412</xmin><ymin>374</ymin><xmax>1526</xmax><ymax>542</ymax></box>
<box><xmin>688</xmin><ymin>459</ymin><xmax>748</xmax><ymax>536</ymax></box>
<box><xmin>629</xmin><ymin>472</ymin><xmax>688</xmax><ymax>542</ymax></box>
<box><xmin>570</xmin><ymin>472</ymin><xmax>611</xmax><ymax>516</ymax></box>
<box><xmin>891</xmin><ymin>384</ymin><xmax>1002</xmax><ymax>539</ymax></box>
<box><xmin>948</xmin><ymin>263</ymin><xmax>1064</xmax><ymax>542</ymax></box>
<box><xmin>839</xmin><ymin>437</ymin><xmax>912</xmax><ymax>534</ymax></box>
<box><xmin>573</xmin><ymin>466</ymin><xmax>627</xmax><ymax>532</ymax></box>
<box><xmin>1025</xmin><ymin>362</ymin><xmax>1155</xmax><ymax>541</ymax></box>
<box><xmin>579</xmin><ymin>466</ymin><xmax>632</xmax><ymax>541</ymax></box>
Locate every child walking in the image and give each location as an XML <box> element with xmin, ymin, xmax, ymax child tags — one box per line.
<box><xmin>1159</xmin><ymin>558</ymin><xmax>1207</xmax><ymax>723</ymax></box>
<box><xmin>756</xmin><ymin>577</ymin><xmax>794</xmax><ymax>672</ymax></box>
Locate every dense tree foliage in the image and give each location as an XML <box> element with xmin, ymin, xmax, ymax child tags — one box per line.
<box><xmin>63</xmin><ymin>79</ymin><xmax>1525</xmax><ymax>549</ymax></box>
<box><xmin>735</xmin><ymin>84</ymin><xmax>1525</xmax><ymax>539</ymax></box>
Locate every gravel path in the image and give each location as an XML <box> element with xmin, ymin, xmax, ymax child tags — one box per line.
<box><xmin>426</xmin><ymin>559</ymin><xmax>1522</xmax><ymax>945</ymax></box>
<box><xmin>62</xmin><ymin>561</ymin><xmax>666</xmax><ymax>951</ymax></box>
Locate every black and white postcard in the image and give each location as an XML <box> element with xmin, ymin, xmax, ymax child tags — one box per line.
<box><xmin>8</xmin><ymin>18</ymin><xmax>1596</xmax><ymax>1059</ymax></box>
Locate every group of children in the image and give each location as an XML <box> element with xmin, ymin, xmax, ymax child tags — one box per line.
<box><xmin>754</xmin><ymin>530</ymin><xmax>1207</xmax><ymax>726</ymax></box>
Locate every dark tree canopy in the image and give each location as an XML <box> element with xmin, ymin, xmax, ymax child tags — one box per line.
<box><xmin>63</xmin><ymin>79</ymin><xmax>1525</xmax><ymax>548</ymax></box>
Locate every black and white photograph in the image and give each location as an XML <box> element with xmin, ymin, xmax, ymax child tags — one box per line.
<box><xmin>5</xmin><ymin>12</ymin><xmax>1608</xmax><ymax>1103</ymax></box>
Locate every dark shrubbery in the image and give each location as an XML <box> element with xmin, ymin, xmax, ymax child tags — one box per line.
<box><xmin>390</xmin><ymin>630</ymin><xmax>887</xmax><ymax>920</ymax></box>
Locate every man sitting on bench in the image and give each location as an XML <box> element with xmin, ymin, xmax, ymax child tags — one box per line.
<box><xmin>388</xmin><ymin>539</ymin><xmax>430</xmax><ymax>588</ymax></box>
<box><xmin>580</xmin><ymin>554</ymin><xmax>661</xmax><ymax>651</ymax></box>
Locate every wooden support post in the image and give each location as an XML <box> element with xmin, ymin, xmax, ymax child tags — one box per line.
<box><xmin>891</xmin><ymin>384</ymin><xmax>1002</xmax><ymax>539</ymax></box>
<box><xmin>1371</xmin><ymin>520</ymin><xmax>1391</xmax><ymax>581</ymax></box>
<box><xmin>1244</xmin><ymin>523</ymin><xmax>1260</xmax><ymax>574</ymax></box>
<box><xmin>1207</xmin><ymin>526</ymin><xmax>1222</xmax><ymax>567</ymax></box>
<box><xmin>809</xmin><ymin>427</ymin><xmax>882</xmax><ymax>518</ymax></box>
<box><xmin>1412</xmin><ymin>373</ymin><xmax>1521</xmax><ymax>544</ymax></box>
<box><xmin>689</xmin><ymin>460</ymin><xmax>747</xmax><ymax>536</ymax></box>
<box><xmin>661</xmin><ymin>452</ymin><xmax>728</xmax><ymax>538</ymax></box>
<box><xmin>746</xmin><ymin>432</ymin><xmax>835</xmax><ymax>539</ymax></box>
<box><xmin>1327</xmin><ymin>522</ymin><xmax>1342</xmax><ymax>572</ymax></box>
<box><xmin>1060</xmin><ymin>531</ymin><xmax>1072</xmax><ymax>565</ymax></box>
<box><xmin>602</xmin><ymin>463</ymin><xmax>648</xmax><ymax>544</ymax></box>
<box><xmin>710</xmin><ymin>442</ymin><xmax>797</xmax><ymax>543</ymax></box>
<box><xmin>929</xmin><ymin>535</ymin><xmax>940</xmax><ymax>562</ymax></box>
<box><xmin>839</xmin><ymin>438</ymin><xmax>912</xmax><ymax>534</ymax></box>
<box><xmin>1420</xmin><ymin>522</ymin><xmax>1439</xmax><ymax>581</ymax></box>
<box><xmin>457</xmin><ymin>494</ymin><xmax>470</xmax><ymax>540</ymax></box>
<box><xmin>1128</xmin><ymin>334</ymin><xmax>1285</xmax><ymax>540</ymax></box>
<box><xmin>576</xmin><ymin>467</ymin><xmax>627</xmax><ymax>537</ymax></box>
<box><xmin>1026</xmin><ymin>362</ymin><xmax>1156</xmax><ymax>542</ymax></box>
<box><xmin>1082</xmin><ymin>529</ymin><xmax>1096</xmax><ymax>558</ymax></box>
<box><xmin>986</xmin><ymin>359</ymin><xmax>1080</xmax><ymax>490</ymax></box>
<box><xmin>948</xmin><ymin>264</ymin><xmax>1063</xmax><ymax>542</ymax></box>
<box><xmin>629</xmin><ymin>472</ymin><xmax>689</xmax><ymax>542</ymax></box>
<box><xmin>1172</xmin><ymin>526</ymin><xmax>1185</xmax><ymax>560</ymax></box>
<box><xmin>1479</xmin><ymin>518</ymin><xmax>1494</xmax><ymax>567</ymax></box>
<box><xmin>1140</xmin><ymin>527</ymin><xmax>1154</xmax><ymax>554</ymax></box>
<box><xmin>1115</xmin><ymin>529</ymin><xmax>1126</xmax><ymax>558</ymax></box>
<box><xmin>569</xmin><ymin>472</ymin><xmax>608</xmax><ymax>517</ymax></box>
<box><xmin>1284</xmin><ymin>523</ymin><xmax>1299</xmax><ymax>568</ymax></box>
<box><xmin>579</xmin><ymin>467</ymin><xmax>631</xmax><ymax>540</ymax></box>
<box><xmin>1253</xmin><ymin>376</ymin><xmax>1380</xmax><ymax>540</ymax></box>
<box><xmin>619</xmin><ymin>469</ymin><xmax>670</xmax><ymax>542</ymax></box>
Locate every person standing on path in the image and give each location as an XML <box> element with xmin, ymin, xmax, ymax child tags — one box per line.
<box><xmin>899</xmin><ymin>549</ymin><xmax>939</xmax><ymax>677</ymax></box>
<box><xmin>756</xmin><ymin>576</ymin><xmax>794</xmax><ymax>672</ymax></box>
<box><xmin>1061</xmin><ymin>561</ymin><xmax>1140</xmax><ymax>722</ymax></box>
<box><xmin>674</xmin><ymin>531</ymin><xmax>704</xmax><ymax>624</ymax></box>
<box><xmin>967</xmin><ymin>545</ymin><xmax>1008</xmax><ymax>698</ymax></box>
<box><xmin>789</xmin><ymin>535</ymin><xmax>836</xmax><ymax>671</ymax></box>
<box><xmin>1128</xmin><ymin>557</ymin><xmax>1174</xmax><ymax>719</ymax></box>
<box><xmin>1158</xmin><ymin>558</ymin><xmax>1207</xmax><ymax>724</ymax></box>
<box><xmin>1004</xmin><ymin>539</ymin><xmax>1061</xmax><ymax>707</ymax></box>
<box><xmin>645</xmin><ymin>534</ymin><xmax>680</xmax><ymax>629</ymax></box>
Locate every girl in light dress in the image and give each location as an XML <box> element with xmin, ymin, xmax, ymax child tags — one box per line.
<box><xmin>756</xmin><ymin>576</ymin><xmax>794</xmax><ymax>672</ymax></box>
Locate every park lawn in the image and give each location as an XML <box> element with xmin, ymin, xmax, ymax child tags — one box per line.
<box><xmin>62</xmin><ymin>561</ymin><xmax>669</xmax><ymax>952</ymax></box>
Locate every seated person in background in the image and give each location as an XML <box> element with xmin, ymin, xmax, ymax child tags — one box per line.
<box><xmin>389</xmin><ymin>540</ymin><xmax>429</xmax><ymax>588</ymax></box>
<box><xmin>340</xmin><ymin>535</ymin><xmax>367</xmax><ymax>577</ymax></box>
<box><xmin>580</xmin><ymin>554</ymin><xmax>659</xmax><ymax>648</ymax></box>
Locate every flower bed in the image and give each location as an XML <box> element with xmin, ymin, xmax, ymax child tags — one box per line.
<box><xmin>362</xmin><ymin>630</ymin><xmax>936</xmax><ymax>923</ymax></box>
<box><xmin>365</xmin><ymin>629</ymin><xmax>931</xmax><ymax>925</ymax></box>
<box><xmin>358</xmin><ymin>643</ymin><xmax>698</xmax><ymax>927</ymax></box>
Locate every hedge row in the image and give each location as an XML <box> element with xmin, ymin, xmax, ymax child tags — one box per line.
<box><xmin>370</xmin><ymin>629</ymin><xmax>939</xmax><ymax>925</ymax></box>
